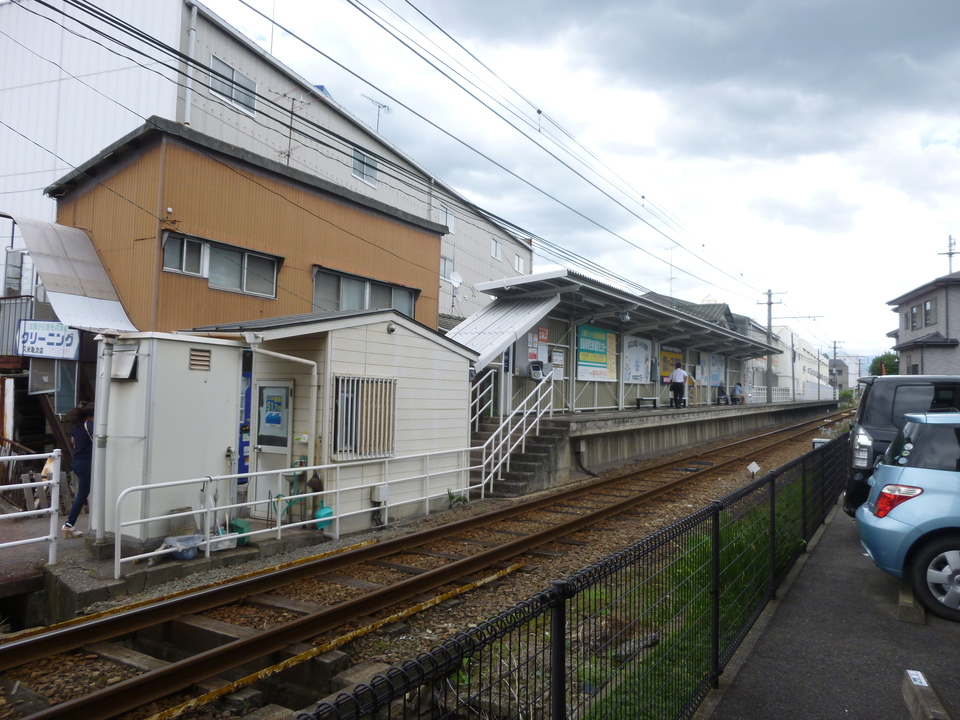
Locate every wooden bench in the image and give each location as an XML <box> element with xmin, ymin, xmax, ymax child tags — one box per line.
<box><xmin>635</xmin><ymin>397</ymin><xmax>659</xmax><ymax>409</ymax></box>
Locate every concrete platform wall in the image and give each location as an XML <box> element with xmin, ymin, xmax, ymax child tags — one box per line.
<box><xmin>550</xmin><ymin>401</ymin><xmax>839</xmax><ymax>478</ymax></box>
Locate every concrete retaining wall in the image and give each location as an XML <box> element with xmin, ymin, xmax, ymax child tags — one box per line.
<box><xmin>549</xmin><ymin>401</ymin><xmax>838</xmax><ymax>478</ymax></box>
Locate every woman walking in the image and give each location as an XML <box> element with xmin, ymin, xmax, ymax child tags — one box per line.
<box><xmin>62</xmin><ymin>404</ymin><xmax>94</xmax><ymax>538</ymax></box>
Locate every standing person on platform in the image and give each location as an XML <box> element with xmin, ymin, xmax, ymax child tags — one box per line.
<box><xmin>62</xmin><ymin>404</ymin><xmax>94</xmax><ymax>538</ymax></box>
<box><xmin>669</xmin><ymin>362</ymin><xmax>689</xmax><ymax>408</ymax></box>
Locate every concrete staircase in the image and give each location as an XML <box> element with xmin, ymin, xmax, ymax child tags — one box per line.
<box><xmin>469</xmin><ymin>420</ymin><xmax>568</xmax><ymax>498</ymax></box>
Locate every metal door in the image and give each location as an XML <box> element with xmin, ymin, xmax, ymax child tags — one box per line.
<box><xmin>251</xmin><ymin>380</ymin><xmax>294</xmax><ymax>520</ymax></box>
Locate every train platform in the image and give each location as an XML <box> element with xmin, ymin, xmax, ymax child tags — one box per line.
<box><xmin>698</xmin><ymin>502</ymin><xmax>960</xmax><ymax>720</ymax></box>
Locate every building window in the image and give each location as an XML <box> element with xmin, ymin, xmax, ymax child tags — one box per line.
<box><xmin>440</xmin><ymin>256</ymin><xmax>454</xmax><ymax>281</ymax></box>
<box><xmin>313</xmin><ymin>268</ymin><xmax>415</xmax><ymax>318</ymax></box>
<box><xmin>924</xmin><ymin>299</ymin><xmax>937</xmax><ymax>326</ymax></box>
<box><xmin>911</xmin><ymin>306</ymin><xmax>919</xmax><ymax>330</ymax></box>
<box><xmin>209</xmin><ymin>56</ymin><xmax>256</xmax><ymax>113</ymax></box>
<box><xmin>491</xmin><ymin>238</ymin><xmax>502</xmax><ymax>261</ymax></box>
<box><xmin>162</xmin><ymin>235</ymin><xmax>203</xmax><ymax>276</ymax></box>
<box><xmin>352</xmin><ymin>149</ymin><xmax>378</xmax><ymax>187</ymax></box>
<box><xmin>162</xmin><ymin>233</ymin><xmax>278</xmax><ymax>298</ymax></box>
<box><xmin>514</xmin><ymin>254</ymin><xmax>524</xmax><ymax>274</ymax></box>
<box><xmin>333</xmin><ymin>375</ymin><xmax>396</xmax><ymax>460</ymax></box>
<box><xmin>439</xmin><ymin>204</ymin><xmax>456</xmax><ymax>234</ymax></box>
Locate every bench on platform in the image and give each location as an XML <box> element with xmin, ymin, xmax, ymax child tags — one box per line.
<box><xmin>636</xmin><ymin>397</ymin><xmax>659</xmax><ymax>409</ymax></box>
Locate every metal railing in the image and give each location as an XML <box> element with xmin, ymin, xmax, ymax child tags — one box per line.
<box><xmin>0</xmin><ymin>295</ymin><xmax>33</xmax><ymax>356</ymax></box>
<box><xmin>0</xmin><ymin>450</ymin><xmax>62</xmax><ymax>564</ymax></box>
<box><xmin>470</xmin><ymin>367</ymin><xmax>497</xmax><ymax>432</ymax></box>
<box><xmin>113</xmin><ymin>448</ymin><xmax>473</xmax><ymax>579</ymax></box>
<box><xmin>306</xmin><ymin>433</ymin><xmax>849</xmax><ymax>720</ymax></box>
<box><xmin>476</xmin><ymin>372</ymin><xmax>555</xmax><ymax>497</ymax></box>
<box><xmin>0</xmin><ymin>437</ymin><xmax>46</xmax><ymax>510</ymax></box>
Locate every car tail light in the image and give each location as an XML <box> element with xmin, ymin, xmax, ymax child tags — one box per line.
<box><xmin>873</xmin><ymin>484</ymin><xmax>923</xmax><ymax>518</ymax></box>
<box><xmin>852</xmin><ymin>427</ymin><xmax>873</xmax><ymax>469</ymax></box>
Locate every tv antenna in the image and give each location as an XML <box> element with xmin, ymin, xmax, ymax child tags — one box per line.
<box><xmin>362</xmin><ymin>95</ymin><xmax>390</xmax><ymax>133</ymax></box>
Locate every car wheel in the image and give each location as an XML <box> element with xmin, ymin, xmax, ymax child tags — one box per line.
<box><xmin>910</xmin><ymin>535</ymin><xmax>960</xmax><ymax>622</ymax></box>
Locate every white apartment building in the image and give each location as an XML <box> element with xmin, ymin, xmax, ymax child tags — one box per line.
<box><xmin>0</xmin><ymin>0</ymin><xmax>531</xmax><ymax>321</ymax></box>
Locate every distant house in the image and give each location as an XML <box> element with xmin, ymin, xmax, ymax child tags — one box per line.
<box><xmin>829</xmin><ymin>358</ymin><xmax>849</xmax><ymax>392</ymax></box>
<box><xmin>887</xmin><ymin>272</ymin><xmax>960</xmax><ymax>375</ymax></box>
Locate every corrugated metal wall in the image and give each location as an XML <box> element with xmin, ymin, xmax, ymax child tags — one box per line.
<box><xmin>55</xmin><ymin>135</ymin><xmax>441</xmax><ymax>331</ymax></box>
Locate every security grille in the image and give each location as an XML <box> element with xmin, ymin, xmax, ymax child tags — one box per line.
<box><xmin>334</xmin><ymin>375</ymin><xmax>396</xmax><ymax>460</ymax></box>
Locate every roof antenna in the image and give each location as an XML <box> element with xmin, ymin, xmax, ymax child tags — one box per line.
<box><xmin>362</xmin><ymin>95</ymin><xmax>390</xmax><ymax>133</ymax></box>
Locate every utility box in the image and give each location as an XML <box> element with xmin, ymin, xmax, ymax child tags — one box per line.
<box><xmin>102</xmin><ymin>333</ymin><xmax>244</xmax><ymax>546</ymax></box>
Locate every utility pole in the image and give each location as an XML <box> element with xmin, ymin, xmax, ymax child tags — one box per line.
<box><xmin>818</xmin><ymin>350</ymin><xmax>822</xmax><ymax>400</ymax></box>
<box><xmin>790</xmin><ymin>334</ymin><xmax>796</xmax><ymax>402</ymax></box>
<box><xmin>830</xmin><ymin>340</ymin><xmax>843</xmax><ymax>396</ymax></box>
<box><xmin>940</xmin><ymin>235</ymin><xmax>957</xmax><ymax>274</ymax></box>
<box><xmin>760</xmin><ymin>290</ymin><xmax>784</xmax><ymax>403</ymax></box>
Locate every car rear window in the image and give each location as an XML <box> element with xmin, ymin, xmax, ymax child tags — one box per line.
<box><xmin>887</xmin><ymin>422</ymin><xmax>960</xmax><ymax>471</ymax></box>
<box><xmin>887</xmin><ymin>384</ymin><xmax>960</xmax><ymax>430</ymax></box>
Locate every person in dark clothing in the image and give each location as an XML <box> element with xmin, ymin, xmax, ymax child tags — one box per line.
<box><xmin>717</xmin><ymin>385</ymin><xmax>729</xmax><ymax>405</ymax></box>
<box><xmin>668</xmin><ymin>362</ymin><xmax>688</xmax><ymax>408</ymax></box>
<box><xmin>62</xmin><ymin>404</ymin><xmax>94</xmax><ymax>538</ymax></box>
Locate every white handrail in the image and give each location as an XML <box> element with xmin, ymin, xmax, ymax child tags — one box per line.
<box><xmin>0</xmin><ymin>450</ymin><xmax>61</xmax><ymax>564</ymax></box>
<box><xmin>476</xmin><ymin>373</ymin><xmax>554</xmax><ymax>496</ymax></box>
<box><xmin>113</xmin><ymin>448</ymin><xmax>474</xmax><ymax>578</ymax></box>
<box><xmin>470</xmin><ymin>368</ymin><xmax>497</xmax><ymax>431</ymax></box>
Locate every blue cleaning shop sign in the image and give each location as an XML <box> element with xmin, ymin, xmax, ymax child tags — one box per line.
<box><xmin>16</xmin><ymin>320</ymin><xmax>80</xmax><ymax>360</ymax></box>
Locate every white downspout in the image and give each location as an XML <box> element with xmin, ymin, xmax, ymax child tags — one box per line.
<box><xmin>183</xmin><ymin>2</ymin><xmax>198</xmax><ymax>126</ymax></box>
<box><xmin>93</xmin><ymin>333</ymin><xmax>118</xmax><ymax>543</ymax></box>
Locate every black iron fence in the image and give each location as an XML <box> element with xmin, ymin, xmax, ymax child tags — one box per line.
<box><xmin>302</xmin><ymin>433</ymin><xmax>850</xmax><ymax>720</ymax></box>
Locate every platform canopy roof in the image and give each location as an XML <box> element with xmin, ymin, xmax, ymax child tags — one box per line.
<box><xmin>449</xmin><ymin>267</ymin><xmax>780</xmax><ymax>368</ymax></box>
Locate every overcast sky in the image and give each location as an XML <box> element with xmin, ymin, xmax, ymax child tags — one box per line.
<box><xmin>205</xmin><ymin>0</ymin><xmax>960</xmax><ymax>368</ymax></box>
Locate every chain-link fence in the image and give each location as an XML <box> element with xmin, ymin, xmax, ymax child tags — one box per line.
<box><xmin>302</xmin><ymin>432</ymin><xmax>849</xmax><ymax>720</ymax></box>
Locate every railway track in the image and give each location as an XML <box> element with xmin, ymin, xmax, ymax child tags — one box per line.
<box><xmin>0</xmin><ymin>410</ymin><xmax>850</xmax><ymax>720</ymax></box>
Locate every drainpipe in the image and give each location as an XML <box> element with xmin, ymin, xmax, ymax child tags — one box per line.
<box><xmin>183</xmin><ymin>2</ymin><xmax>198</xmax><ymax>125</ymax></box>
<box><xmin>93</xmin><ymin>333</ymin><xmax>119</xmax><ymax>544</ymax></box>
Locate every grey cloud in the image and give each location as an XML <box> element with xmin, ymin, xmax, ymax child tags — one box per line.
<box><xmin>414</xmin><ymin>0</ymin><xmax>960</xmax><ymax>160</ymax></box>
<box><xmin>751</xmin><ymin>190</ymin><xmax>859</xmax><ymax>233</ymax></box>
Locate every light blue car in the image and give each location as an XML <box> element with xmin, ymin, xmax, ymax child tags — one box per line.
<box><xmin>857</xmin><ymin>411</ymin><xmax>960</xmax><ymax>621</ymax></box>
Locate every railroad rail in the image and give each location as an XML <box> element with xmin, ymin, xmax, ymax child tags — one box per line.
<box><xmin>0</xmin><ymin>409</ymin><xmax>850</xmax><ymax>719</ymax></box>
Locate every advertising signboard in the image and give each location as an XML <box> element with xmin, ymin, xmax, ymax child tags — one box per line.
<box><xmin>710</xmin><ymin>353</ymin><xmax>725</xmax><ymax>386</ymax></box>
<box><xmin>624</xmin><ymin>334</ymin><xmax>652</xmax><ymax>383</ymax></box>
<box><xmin>659</xmin><ymin>345</ymin><xmax>683</xmax><ymax>384</ymax></box>
<box><xmin>16</xmin><ymin>320</ymin><xmax>80</xmax><ymax>361</ymax></box>
<box><xmin>577</xmin><ymin>325</ymin><xmax>617</xmax><ymax>381</ymax></box>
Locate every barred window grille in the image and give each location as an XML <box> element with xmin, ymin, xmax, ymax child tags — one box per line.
<box><xmin>334</xmin><ymin>376</ymin><xmax>397</xmax><ymax>460</ymax></box>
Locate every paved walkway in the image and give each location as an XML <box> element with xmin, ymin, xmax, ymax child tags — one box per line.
<box><xmin>701</xmin><ymin>506</ymin><xmax>960</xmax><ymax>720</ymax></box>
